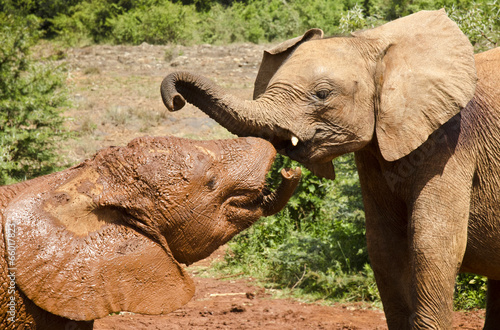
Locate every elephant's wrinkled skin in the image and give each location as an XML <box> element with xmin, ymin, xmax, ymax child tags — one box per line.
<box><xmin>161</xmin><ymin>9</ymin><xmax>500</xmax><ymax>329</ymax></box>
<box><xmin>0</xmin><ymin>136</ymin><xmax>300</xmax><ymax>329</ymax></box>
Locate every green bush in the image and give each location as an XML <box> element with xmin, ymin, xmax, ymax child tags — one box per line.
<box><xmin>215</xmin><ymin>153</ymin><xmax>376</xmax><ymax>302</ymax></box>
<box><xmin>454</xmin><ymin>273</ymin><xmax>487</xmax><ymax>310</ymax></box>
<box><xmin>339</xmin><ymin>4</ymin><xmax>384</xmax><ymax>33</ymax></box>
<box><xmin>50</xmin><ymin>0</ymin><xmax>123</xmax><ymax>44</ymax></box>
<box><xmin>0</xmin><ymin>0</ymin><xmax>81</xmax><ymax>28</ymax></box>
<box><xmin>267</xmin><ymin>234</ymin><xmax>377</xmax><ymax>301</ymax></box>
<box><xmin>110</xmin><ymin>1</ymin><xmax>199</xmax><ymax>44</ymax></box>
<box><xmin>0</xmin><ymin>15</ymin><xmax>69</xmax><ymax>184</ymax></box>
<box><xmin>447</xmin><ymin>1</ymin><xmax>500</xmax><ymax>52</ymax></box>
<box><xmin>32</xmin><ymin>0</ymin><xmax>377</xmax><ymax>45</ymax></box>
<box><xmin>3</xmin><ymin>0</ymin><xmax>500</xmax><ymax>47</ymax></box>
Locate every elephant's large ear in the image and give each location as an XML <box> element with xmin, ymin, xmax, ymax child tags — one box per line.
<box><xmin>253</xmin><ymin>28</ymin><xmax>324</xmax><ymax>99</ymax></box>
<box><xmin>6</xmin><ymin>166</ymin><xmax>194</xmax><ymax>321</ymax></box>
<box><xmin>355</xmin><ymin>9</ymin><xmax>476</xmax><ymax>161</ymax></box>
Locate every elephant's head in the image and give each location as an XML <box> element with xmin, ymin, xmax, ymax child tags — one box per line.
<box><xmin>160</xmin><ymin>10</ymin><xmax>477</xmax><ymax>179</ymax></box>
<box><xmin>4</xmin><ymin>136</ymin><xmax>300</xmax><ymax>321</ymax></box>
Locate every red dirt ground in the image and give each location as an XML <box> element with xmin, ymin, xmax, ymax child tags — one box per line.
<box><xmin>95</xmin><ymin>275</ymin><xmax>485</xmax><ymax>330</ymax></box>
<box><xmin>95</xmin><ymin>250</ymin><xmax>485</xmax><ymax>330</ymax></box>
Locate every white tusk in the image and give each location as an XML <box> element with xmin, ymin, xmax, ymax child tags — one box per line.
<box><xmin>291</xmin><ymin>136</ymin><xmax>299</xmax><ymax>146</ymax></box>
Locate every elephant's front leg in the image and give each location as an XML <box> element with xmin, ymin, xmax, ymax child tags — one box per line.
<box><xmin>365</xmin><ymin>204</ymin><xmax>413</xmax><ymax>329</ymax></box>
<box><xmin>407</xmin><ymin>178</ymin><xmax>470</xmax><ymax>329</ymax></box>
<box><xmin>357</xmin><ymin>151</ymin><xmax>414</xmax><ymax>328</ymax></box>
<box><xmin>357</xmin><ymin>150</ymin><xmax>472</xmax><ymax>329</ymax></box>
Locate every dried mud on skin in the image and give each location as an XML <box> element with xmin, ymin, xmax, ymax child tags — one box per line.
<box><xmin>54</xmin><ymin>42</ymin><xmax>486</xmax><ymax>329</ymax></box>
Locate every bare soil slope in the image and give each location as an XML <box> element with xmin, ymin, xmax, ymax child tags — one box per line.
<box><xmin>54</xmin><ymin>42</ymin><xmax>485</xmax><ymax>329</ymax></box>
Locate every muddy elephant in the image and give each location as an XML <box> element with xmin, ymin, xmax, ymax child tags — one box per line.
<box><xmin>160</xmin><ymin>9</ymin><xmax>500</xmax><ymax>329</ymax></box>
<box><xmin>0</xmin><ymin>136</ymin><xmax>300</xmax><ymax>329</ymax></box>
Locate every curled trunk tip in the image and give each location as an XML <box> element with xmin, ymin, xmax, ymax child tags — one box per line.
<box><xmin>161</xmin><ymin>73</ymin><xmax>187</xmax><ymax>111</ymax></box>
<box><xmin>263</xmin><ymin>167</ymin><xmax>301</xmax><ymax>216</ymax></box>
<box><xmin>159</xmin><ymin>70</ymin><xmax>281</xmax><ymax>140</ymax></box>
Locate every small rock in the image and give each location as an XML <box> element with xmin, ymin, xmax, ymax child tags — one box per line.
<box><xmin>230</xmin><ymin>305</ymin><xmax>246</xmax><ymax>313</ymax></box>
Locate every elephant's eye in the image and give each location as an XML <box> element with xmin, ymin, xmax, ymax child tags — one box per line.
<box><xmin>206</xmin><ymin>176</ymin><xmax>218</xmax><ymax>190</ymax></box>
<box><xmin>315</xmin><ymin>90</ymin><xmax>330</xmax><ymax>100</ymax></box>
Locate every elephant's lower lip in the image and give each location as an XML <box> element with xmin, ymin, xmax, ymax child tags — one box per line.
<box><xmin>286</xmin><ymin>143</ymin><xmax>308</xmax><ymax>162</ymax></box>
<box><xmin>227</xmin><ymin>181</ymin><xmax>273</xmax><ymax>208</ymax></box>
<box><xmin>227</xmin><ymin>191</ymin><xmax>262</xmax><ymax>207</ymax></box>
<box><xmin>284</xmin><ymin>144</ymin><xmax>337</xmax><ymax>180</ymax></box>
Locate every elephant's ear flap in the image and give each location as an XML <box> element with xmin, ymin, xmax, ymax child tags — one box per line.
<box><xmin>355</xmin><ymin>9</ymin><xmax>476</xmax><ymax>161</ymax></box>
<box><xmin>7</xmin><ymin>168</ymin><xmax>194</xmax><ymax>321</ymax></box>
<box><xmin>253</xmin><ymin>28</ymin><xmax>324</xmax><ymax>99</ymax></box>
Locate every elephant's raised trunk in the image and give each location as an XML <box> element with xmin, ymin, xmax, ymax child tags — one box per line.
<box><xmin>161</xmin><ymin>71</ymin><xmax>336</xmax><ymax>180</ymax></box>
<box><xmin>160</xmin><ymin>71</ymin><xmax>285</xmax><ymax>142</ymax></box>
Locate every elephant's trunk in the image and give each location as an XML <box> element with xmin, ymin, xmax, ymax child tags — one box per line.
<box><xmin>160</xmin><ymin>71</ymin><xmax>286</xmax><ymax>142</ymax></box>
<box><xmin>262</xmin><ymin>167</ymin><xmax>301</xmax><ymax>216</ymax></box>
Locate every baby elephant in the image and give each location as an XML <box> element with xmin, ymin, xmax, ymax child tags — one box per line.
<box><xmin>0</xmin><ymin>136</ymin><xmax>300</xmax><ymax>329</ymax></box>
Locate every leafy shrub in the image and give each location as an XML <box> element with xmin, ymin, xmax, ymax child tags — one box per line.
<box><xmin>4</xmin><ymin>0</ymin><xmax>500</xmax><ymax>48</ymax></box>
<box><xmin>267</xmin><ymin>233</ymin><xmax>378</xmax><ymax>301</ymax></box>
<box><xmin>339</xmin><ymin>4</ymin><xmax>384</xmax><ymax>33</ymax></box>
<box><xmin>199</xmin><ymin>0</ymin><xmax>355</xmax><ymax>44</ymax></box>
<box><xmin>50</xmin><ymin>0</ymin><xmax>124</xmax><ymax>44</ymax></box>
<box><xmin>0</xmin><ymin>15</ymin><xmax>69</xmax><ymax>184</ymax></box>
<box><xmin>454</xmin><ymin>273</ymin><xmax>487</xmax><ymax>310</ymax></box>
<box><xmin>447</xmin><ymin>1</ymin><xmax>500</xmax><ymax>52</ymax></box>
<box><xmin>266</xmin><ymin>154</ymin><xmax>331</xmax><ymax>225</ymax></box>
<box><xmin>110</xmin><ymin>1</ymin><xmax>199</xmax><ymax>45</ymax></box>
<box><xmin>0</xmin><ymin>0</ymin><xmax>81</xmax><ymax>32</ymax></box>
<box><xmin>215</xmin><ymin>154</ymin><xmax>376</xmax><ymax>302</ymax></box>
<box><xmin>32</xmin><ymin>0</ymin><xmax>376</xmax><ymax>45</ymax></box>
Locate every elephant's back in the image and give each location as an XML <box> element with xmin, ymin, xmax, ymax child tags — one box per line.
<box><xmin>0</xmin><ymin>171</ymin><xmax>66</xmax><ymax>216</ymax></box>
<box><xmin>475</xmin><ymin>47</ymin><xmax>500</xmax><ymax>100</ymax></box>
<box><xmin>461</xmin><ymin>52</ymin><xmax>500</xmax><ymax>277</ymax></box>
<box><xmin>0</xmin><ymin>183</ymin><xmax>30</xmax><ymax>215</ymax></box>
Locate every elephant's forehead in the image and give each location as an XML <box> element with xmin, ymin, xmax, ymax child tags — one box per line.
<box><xmin>297</xmin><ymin>39</ymin><xmax>362</xmax><ymax>64</ymax></box>
<box><xmin>275</xmin><ymin>39</ymin><xmax>365</xmax><ymax>82</ymax></box>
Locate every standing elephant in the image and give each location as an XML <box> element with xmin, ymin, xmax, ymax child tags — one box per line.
<box><xmin>1</xmin><ymin>136</ymin><xmax>300</xmax><ymax>329</ymax></box>
<box><xmin>161</xmin><ymin>9</ymin><xmax>500</xmax><ymax>329</ymax></box>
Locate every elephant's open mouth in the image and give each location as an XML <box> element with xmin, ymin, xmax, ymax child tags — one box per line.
<box><xmin>265</xmin><ymin>135</ymin><xmax>337</xmax><ymax>180</ymax></box>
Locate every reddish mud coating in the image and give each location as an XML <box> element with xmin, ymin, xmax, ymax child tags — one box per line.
<box><xmin>0</xmin><ymin>136</ymin><xmax>300</xmax><ymax>330</ymax></box>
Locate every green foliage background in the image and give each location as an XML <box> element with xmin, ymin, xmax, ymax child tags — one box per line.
<box><xmin>1</xmin><ymin>0</ymin><xmax>498</xmax><ymax>309</ymax></box>
<box><xmin>1</xmin><ymin>0</ymin><xmax>498</xmax><ymax>50</ymax></box>
<box><xmin>0</xmin><ymin>14</ymin><xmax>69</xmax><ymax>185</ymax></box>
